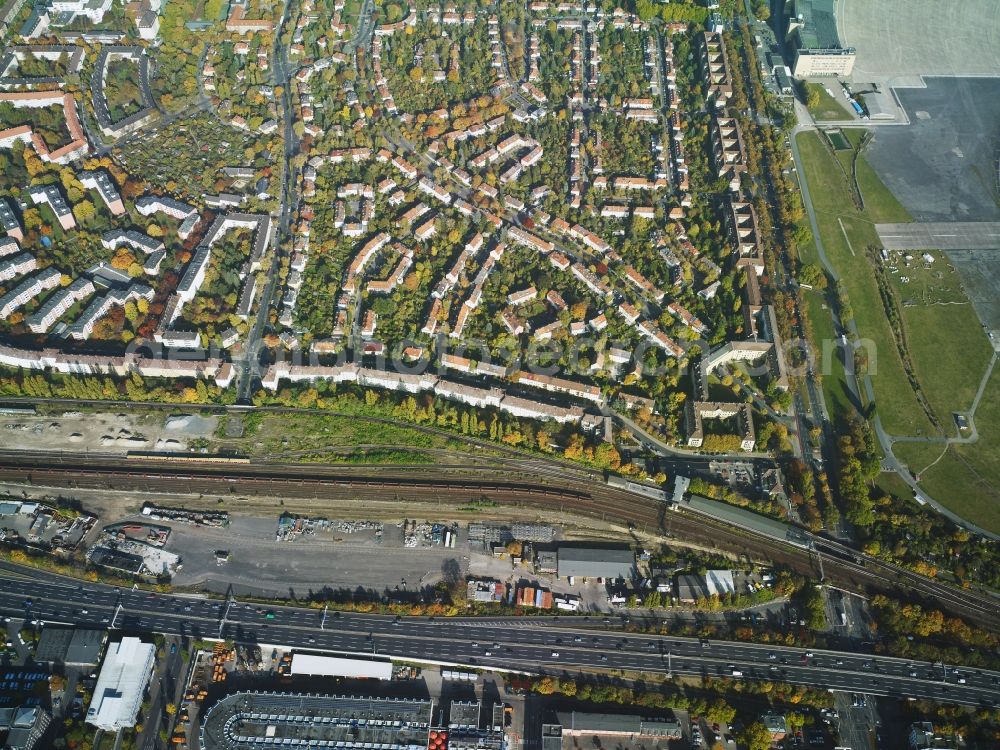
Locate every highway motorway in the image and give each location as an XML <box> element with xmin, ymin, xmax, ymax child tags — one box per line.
<box><xmin>1</xmin><ymin>566</ymin><xmax>998</xmax><ymax>708</ymax></box>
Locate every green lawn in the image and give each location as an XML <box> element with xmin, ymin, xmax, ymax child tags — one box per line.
<box><xmin>902</xmin><ymin>305</ymin><xmax>992</xmax><ymax>433</ymax></box>
<box><xmin>803</xmin><ymin>289</ymin><xmax>854</xmax><ymax>424</ymax></box>
<box><xmin>893</xmin><ymin>364</ymin><xmax>1000</xmax><ymax>535</ymax></box>
<box><xmin>875</xmin><ymin>470</ymin><xmax>915</xmax><ymax>502</ymax></box>
<box><xmin>798</xmin><ymin>131</ymin><xmax>1000</xmax><ymax>532</ymax></box>
<box><xmin>805</xmin><ymin>83</ymin><xmax>853</xmax><ymax>122</ymax></box>
<box><xmin>797</xmin><ymin>131</ymin><xmax>934</xmax><ymax>436</ymax></box>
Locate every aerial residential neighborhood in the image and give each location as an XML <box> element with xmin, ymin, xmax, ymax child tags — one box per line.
<box><xmin>0</xmin><ymin>0</ymin><xmax>998</xmax><ymax>748</ymax></box>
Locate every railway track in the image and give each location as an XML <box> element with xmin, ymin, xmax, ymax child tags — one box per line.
<box><xmin>0</xmin><ymin>452</ymin><xmax>997</xmax><ymax>630</ymax></box>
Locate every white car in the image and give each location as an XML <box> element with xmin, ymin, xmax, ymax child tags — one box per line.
<box><xmin>550</xmin><ymin>651</ymin><xmax>560</xmax><ymax>658</ymax></box>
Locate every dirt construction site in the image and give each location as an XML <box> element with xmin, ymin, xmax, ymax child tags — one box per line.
<box><xmin>0</xmin><ymin>410</ymin><xmax>218</xmax><ymax>453</ymax></box>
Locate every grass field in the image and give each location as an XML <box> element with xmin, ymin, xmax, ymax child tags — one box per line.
<box><xmin>893</xmin><ymin>366</ymin><xmax>1000</xmax><ymax>535</ymax></box>
<box><xmin>797</xmin><ymin>131</ymin><xmax>934</xmax><ymax>436</ymax></box>
<box><xmin>803</xmin><ymin>289</ymin><xmax>855</xmax><ymax>423</ymax></box>
<box><xmin>806</xmin><ymin>83</ymin><xmax>854</xmax><ymax>122</ymax></box>
<box><xmin>901</xmin><ymin>305</ymin><xmax>992</xmax><ymax>431</ymax></box>
<box><xmin>797</xmin><ymin>129</ymin><xmax>1000</xmax><ymax>531</ymax></box>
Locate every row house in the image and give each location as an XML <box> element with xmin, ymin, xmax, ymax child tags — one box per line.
<box><xmin>501</xmin><ymin>308</ymin><xmax>526</xmax><ymax>336</ymax></box>
<box><xmin>570</xmin><ymin>223</ymin><xmax>611</xmax><ymax>254</ymax></box>
<box><xmin>513</xmin><ymin>370</ymin><xmax>602</xmax><ymax>403</ymax></box>
<box><xmin>508</xmin><ymin>286</ymin><xmax>537</xmax><ymax>306</ymax></box>
<box><xmin>0</xmin><ymin>251</ymin><xmax>35</xmax><ymax>282</ymax></box>
<box><xmin>711</xmin><ymin>116</ymin><xmax>747</xmax><ymax>192</ymax></box>
<box><xmin>500</xmin><ymin>162</ymin><xmax>522</xmax><ymax>184</ymax></box>
<box><xmin>101</xmin><ymin>229</ymin><xmax>164</xmax><ymax>256</ymax></box>
<box><xmin>400</xmin><ymin>202</ymin><xmax>430</xmax><ymax>225</ymax></box>
<box><xmin>729</xmin><ymin>198</ymin><xmax>764</xmax><ymax>275</ymax></box>
<box><xmin>449</xmin><ymin>301</ymin><xmax>473</xmax><ymax>339</ymax></box>
<box><xmin>28</xmin><ymin>183</ymin><xmax>75</xmax><ymax>231</ymax></box>
<box><xmin>418</xmin><ymin>177</ymin><xmax>452</xmax><ymax>205</ymax></box>
<box><xmin>533</xmin><ymin>320</ymin><xmax>562</xmax><ymax>341</ymax></box>
<box><xmin>337</xmin><ymin>183</ymin><xmax>374</xmax><ymax>199</ymax></box>
<box><xmin>570</xmin><ymin>262</ymin><xmax>613</xmax><ymax>299</ymax></box>
<box><xmin>667</xmin><ymin>301</ymin><xmax>709</xmax><ymax>336</ymax></box>
<box><xmin>415</xmin><ymin>215</ymin><xmax>438</xmax><ymax>241</ymax></box>
<box><xmin>26</xmin><ymin>276</ymin><xmax>94</xmax><ymax>333</ymax></box>
<box><xmin>421</xmin><ymin>297</ymin><xmax>443</xmax><ymax>336</ymax></box>
<box><xmin>548</xmin><ymin>251</ymin><xmax>570</xmax><ymax>271</ymax></box>
<box><xmin>343</xmin><ymin>232</ymin><xmax>391</xmax><ymax>296</ymax></box>
<box><xmin>507</xmin><ymin>226</ymin><xmax>553</xmax><ymax>254</ymax></box>
<box><xmin>623</xmin><ymin>265</ymin><xmax>666</xmax><ymax>303</ymax></box>
<box><xmin>439</xmin><ymin>353</ymin><xmax>509</xmax><ymax>379</ymax></box>
<box><xmin>79</xmin><ymin>169</ymin><xmax>125</xmax><ymax>215</ymax></box>
<box><xmin>0</xmin><ymin>267</ymin><xmax>62</xmax><ymax>319</ymax></box>
<box><xmin>699</xmin><ymin>32</ymin><xmax>732</xmax><ymax>107</ymax></box>
<box><xmin>637</xmin><ymin>319</ymin><xmax>684</xmax><ymax>357</ymax></box>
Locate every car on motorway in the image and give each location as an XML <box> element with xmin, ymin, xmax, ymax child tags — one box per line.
<box><xmin>170</xmin><ymin>643</ymin><xmax>177</xmax><ymax>655</ymax></box>
<box><xmin>550</xmin><ymin>651</ymin><xmax>559</xmax><ymax>658</ymax></box>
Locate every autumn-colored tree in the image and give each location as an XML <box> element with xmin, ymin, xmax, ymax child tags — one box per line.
<box><xmin>71</xmin><ymin>199</ymin><xmax>95</xmax><ymax>224</ymax></box>
<box><xmin>111</xmin><ymin>249</ymin><xmax>137</xmax><ymax>270</ymax></box>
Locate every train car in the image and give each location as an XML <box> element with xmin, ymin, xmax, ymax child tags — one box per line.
<box><xmin>126</xmin><ymin>451</ymin><xmax>250</xmax><ymax>464</ymax></box>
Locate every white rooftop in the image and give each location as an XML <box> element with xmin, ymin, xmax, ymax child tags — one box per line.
<box><xmin>86</xmin><ymin>638</ymin><xmax>155</xmax><ymax>731</ymax></box>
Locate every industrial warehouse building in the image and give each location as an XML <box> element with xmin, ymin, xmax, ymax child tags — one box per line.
<box><xmin>35</xmin><ymin>627</ymin><xmax>107</xmax><ymax>667</ymax></box>
<box><xmin>200</xmin><ymin>692</ymin><xmax>506</xmax><ymax>750</ymax></box>
<box><xmin>675</xmin><ymin>570</ymin><xmax>737</xmax><ymax>603</ymax></box>
<box><xmin>288</xmin><ymin>653</ymin><xmax>393</xmax><ymax>680</ymax></box>
<box><xmin>86</xmin><ymin>638</ymin><xmax>155</xmax><ymax>731</ymax></box>
<box><xmin>201</xmin><ymin>693</ymin><xmax>434</xmax><ymax>750</ymax></box>
<box><xmin>785</xmin><ymin>0</ymin><xmax>856</xmax><ymax>77</ymax></box>
<box><xmin>542</xmin><ymin>712</ymin><xmax>683</xmax><ymax>750</ymax></box>
<box><xmin>555</xmin><ymin>544</ymin><xmax>635</xmax><ymax>580</ymax></box>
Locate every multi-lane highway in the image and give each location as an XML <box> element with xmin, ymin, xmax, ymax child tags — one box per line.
<box><xmin>2</xmin><ymin>566</ymin><xmax>998</xmax><ymax>708</ymax></box>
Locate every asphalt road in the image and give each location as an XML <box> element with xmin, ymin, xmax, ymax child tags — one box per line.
<box><xmin>2</xmin><ymin>567</ymin><xmax>998</xmax><ymax>708</ymax></box>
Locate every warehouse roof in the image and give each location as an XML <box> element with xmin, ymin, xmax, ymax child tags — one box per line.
<box><xmin>556</xmin><ymin>545</ymin><xmax>635</xmax><ymax>580</ymax></box>
<box><xmin>554</xmin><ymin>712</ymin><xmax>682</xmax><ymax>737</ymax></box>
<box><xmin>87</xmin><ymin>638</ymin><xmax>155</xmax><ymax>731</ymax></box>
<box><xmin>289</xmin><ymin>653</ymin><xmax>393</xmax><ymax>680</ymax></box>
<box><xmin>36</xmin><ymin>627</ymin><xmax>107</xmax><ymax>665</ymax></box>
<box><xmin>792</xmin><ymin>0</ymin><xmax>843</xmax><ymax>50</ymax></box>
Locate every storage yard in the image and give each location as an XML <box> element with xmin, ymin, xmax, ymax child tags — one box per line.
<box><xmin>0</xmin><ymin>410</ymin><xmax>218</xmax><ymax>454</ymax></box>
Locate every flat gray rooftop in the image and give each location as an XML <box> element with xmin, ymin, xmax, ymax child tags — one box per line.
<box><xmin>876</xmin><ymin>223</ymin><xmax>1000</xmax><ymax>250</ymax></box>
<box><xmin>838</xmin><ymin>0</ymin><xmax>1000</xmax><ymax>79</ymax></box>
